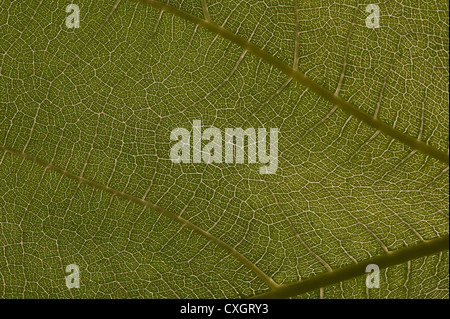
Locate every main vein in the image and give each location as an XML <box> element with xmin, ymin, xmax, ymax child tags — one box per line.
<box><xmin>251</xmin><ymin>234</ymin><xmax>449</xmax><ymax>299</ymax></box>
<box><xmin>0</xmin><ymin>144</ymin><xmax>278</xmax><ymax>290</ymax></box>
<box><xmin>136</xmin><ymin>0</ymin><xmax>449</xmax><ymax>166</ymax></box>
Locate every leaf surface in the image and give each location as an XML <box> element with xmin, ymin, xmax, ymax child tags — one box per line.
<box><xmin>0</xmin><ymin>0</ymin><xmax>448</xmax><ymax>298</ymax></box>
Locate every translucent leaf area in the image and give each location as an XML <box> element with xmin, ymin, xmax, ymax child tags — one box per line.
<box><xmin>0</xmin><ymin>0</ymin><xmax>448</xmax><ymax>298</ymax></box>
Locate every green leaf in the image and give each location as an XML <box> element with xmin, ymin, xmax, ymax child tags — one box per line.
<box><xmin>0</xmin><ymin>0</ymin><xmax>448</xmax><ymax>298</ymax></box>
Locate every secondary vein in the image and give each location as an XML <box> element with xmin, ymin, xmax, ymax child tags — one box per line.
<box><xmin>0</xmin><ymin>144</ymin><xmax>279</xmax><ymax>290</ymax></box>
<box><xmin>136</xmin><ymin>0</ymin><xmax>449</xmax><ymax>166</ymax></box>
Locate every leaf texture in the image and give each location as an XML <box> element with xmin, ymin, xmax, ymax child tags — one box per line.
<box><xmin>0</xmin><ymin>0</ymin><xmax>448</xmax><ymax>298</ymax></box>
